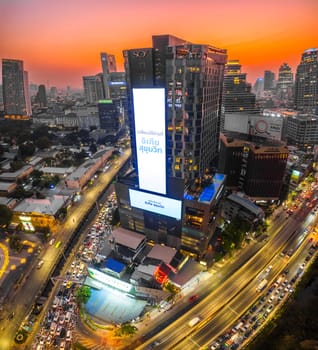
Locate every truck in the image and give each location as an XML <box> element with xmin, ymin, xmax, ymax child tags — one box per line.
<box><xmin>188</xmin><ymin>316</ymin><xmax>201</xmax><ymax>327</ymax></box>
<box><xmin>256</xmin><ymin>279</ymin><xmax>268</xmax><ymax>292</ymax></box>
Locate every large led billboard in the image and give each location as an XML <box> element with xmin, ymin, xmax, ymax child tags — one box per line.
<box><xmin>129</xmin><ymin>189</ymin><xmax>182</xmax><ymax>220</ymax></box>
<box><xmin>132</xmin><ymin>88</ymin><xmax>166</xmax><ymax>195</ymax></box>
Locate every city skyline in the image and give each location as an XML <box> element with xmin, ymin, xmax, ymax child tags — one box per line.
<box><xmin>1</xmin><ymin>0</ymin><xmax>317</xmax><ymax>88</ymax></box>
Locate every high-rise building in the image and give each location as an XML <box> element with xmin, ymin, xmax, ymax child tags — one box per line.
<box><xmin>264</xmin><ymin>70</ymin><xmax>275</xmax><ymax>91</ymax></box>
<box><xmin>115</xmin><ymin>34</ymin><xmax>227</xmax><ymax>257</ymax></box>
<box><xmin>82</xmin><ymin>74</ymin><xmax>104</xmax><ymax>104</ymax></box>
<box><xmin>223</xmin><ymin>60</ymin><xmax>257</xmax><ymax>113</ymax></box>
<box><xmin>286</xmin><ymin>113</ymin><xmax>318</xmax><ymax>149</ymax></box>
<box><xmin>218</xmin><ymin>132</ymin><xmax>288</xmax><ymax>200</ymax></box>
<box><xmin>100</xmin><ymin>53</ymin><xmax>117</xmax><ymax>99</ymax></box>
<box><xmin>2</xmin><ymin>58</ymin><xmax>32</xmax><ymax>116</ymax></box>
<box><xmin>295</xmin><ymin>48</ymin><xmax>318</xmax><ymax>113</ymax></box>
<box><xmin>276</xmin><ymin>63</ymin><xmax>293</xmax><ymax>101</ymax></box>
<box><xmin>98</xmin><ymin>99</ymin><xmax>123</xmax><ymax>141</ymax></box>
<box><xmin>35</xmin><ymin>84</ymin><xmax>47</xmax><ymax>107</ymax></box>
<box><xmin>124</xmin><ymin>34</ymin><xmax>227</xmax><ymax>182</ymax></box>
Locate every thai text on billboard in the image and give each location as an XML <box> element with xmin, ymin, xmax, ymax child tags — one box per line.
<box><xmin>132</xmin><ymin>88</ymin><xmax>166</xmax><ymax>195</ymax></box>
<box><xmin>129</xmin><ymin>189</ymin><xmax>182</xmax><ymax>220</ymax></box>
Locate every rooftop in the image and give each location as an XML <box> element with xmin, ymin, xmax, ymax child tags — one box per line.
<box><xmin>112</xmin><ymin>227</ymin><xmax>146</xmax><ymax>250</ymax></box>
<box><xmin>147</xmin><ymin>244</ymin><xmax>177</xmax><ymax>265</ymax></box>
<box><xmin>184</xmin><ymin>173</ymin><xmax>225</xmax><ymax>203</ymax></box>
<box><xmin>14</xmin><ymin>195</ymin><xmax>68</xmax><ymax>216</ymax></box>
<box><xmin>227</xmin><ymin>193</ymin><xmax>263</xmax><ymax>216</ymax></box>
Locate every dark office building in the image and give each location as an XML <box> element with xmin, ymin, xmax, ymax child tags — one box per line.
<box><xmin>223</xmin><ymin>60</ymin><xmax>257</xmax><ymax>113</ymax></box>
<box><xmin>264</xmin><ymin>70</ymin><xmax>275</xmax><ymax>91</ymax></box>
<box><xmin>295</xmin><ymin>48</ymin><xmax>318</xmax><ymax>113</ymax></box>
<box><xmin>35</xmin><ymin>84</ymin><xmax>47</xmax><ymax>107</ymax></box>
<box><xmin>98</xmin><ymin>100</ymin><xmax>123</xmax><ymax>142</ymax></box>
<box><xmin>219</xmin><ymin>132</ymin><xmax>288</xmax><ymax>200</ymax></box>
<box><xmin>109</xmin><ymin>72</ymin><xmax>128</xmax><ymax>121</ymax></box>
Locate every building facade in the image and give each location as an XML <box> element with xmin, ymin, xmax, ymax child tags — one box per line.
<box><xmin>124</xmin><ymin>34</ymin><xmax>227</xmax><ymax>182</ymax></box>
<box><xmin>218</xmin><ymin>132</ymin><xmax>289</xmax><ymax>200</ymax></box>
<box><xmin>101</xmin><ymin>52</ymin><xmax>117</xmax><ymax>99</ymax></box>
<box><xmin>295</xmin><ymin>48</ymin><xmax>318</xmax><ymax>113</ymax></box>
<box><xmin>286</xmin><ymin>113</ymin><xmax>318</xmax><ymax>149</ymax></box>
<box><xmin>98</xmin><ymin>99</ymin><xmax>124</xmax><ymax>141</ymax></box>
<box><xmin>223</xmin><ymin>60</ymin><xmax>257</xmax><ymax>113</ymax></box>
<box><xmin>83</xmin><ymin>74</ymin><xmax>104</xmax><ymax>104</ymax></box>
<box><xmin>264</xmin><ymin>70</ymin><xmax>275</xmax><ymax>91</ymax></box>
<box><xmin>2</xmin><ymin>59</ymin><xmax>32</xmax><ymax>116</ymax></box>
<box><xmin>276</xmin><ymin>63</ymin><xmax>293</xmax><ymax>101</ymax></box>
<box><xmin>115</xmin><ymin>34</ymin><xmax>227</xmax><ymax>259</ymax></box>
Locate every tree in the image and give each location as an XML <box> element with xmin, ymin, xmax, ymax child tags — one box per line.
<box><xmin>19</xmin><ymin>142</ymin><xmax>35</xmax><ymax>159</ymax></box>
<box><xmin>74</xmin><ymin>286</ymin><xmax>91</xmax><ymax>304</ymax></box>
<box><xmin>0</xmin><ymin>204</ymin><xmax>12</xmax><ymax>227</ymax></box>
<box><xmin>114</xmin><ymin>323</ymin><xmax>138</xmax><ymax>337</ymax></box>
<box><xmin>35</xmin><ymin>136</ymin><xmax>51</xmax><ymax>150</ymax></box>
<box><xmin>31</xmin><ymin>169</ymin><xmax>43</xmax><ymax>179</ymax></box>
<box><xmin>33</xmin><ymin>125</ymin><xmax>49</xmax><ymax>140</ymax></box>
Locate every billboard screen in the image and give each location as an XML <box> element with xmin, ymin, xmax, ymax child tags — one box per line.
<box><xmin>133</xmin><ymin>88</ymin><xmax>166</xmax><ymax>195</ymax></box>
<box><xmin>224</xmin><ymin>114</ymin><xmax>283</xmax><ymax>140</ymax></box>
<box><xmin>129</xmin><ymin>189</ymin><xmax>182</xmax><ymax>220</ymax></box>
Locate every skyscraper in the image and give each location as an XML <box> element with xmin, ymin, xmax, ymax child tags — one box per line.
<box><xmin>115</xmin><ymin>34</ymin><xmax>227</xmax><ymax>256</ymax></box>
<box><xmin>276</xmin><ymin>63</ymin><xmax>293</xmax><ymax>101</ymax></box>
<box><xmin>264</xmin><ymin>70</ymin><xmax>275</xmax><ymax>90</ymax></box>
<box><xmin>124</xmin><ymin>34</ymin><xmax>227</xmax><ymax>182</ymax></box>
<box><xmin>35</xmin><ymin>84</ymin><xmax>48</xmax><ymax>107</ymax></box>
<box><xmin>82</xmin><ymin>74</ymin><xmax>104</xmax><ymax>104</ymax></box>
<box><xmin>295</xmin><ymin>48</ymin><xmax>318</xmax><ymax>113</ymax></box>
<box><xmin>222</xmin><ymin>59</ymin><xmax>257</xmax><ymax>130</ymax></box>
<box><xmin>100</xmin><ymin>53</ymin><xmax>117</xmax><ymax>99</ymax></box>
<box><xmin>2</xmin><ymin>58</ymin><xmax>32</xmax><ymax>116</ymax></box>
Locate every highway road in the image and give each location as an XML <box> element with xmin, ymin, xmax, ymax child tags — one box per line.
<box><xmin>136</xmin><ymin>191</ymin><xmax>318</xmax><ymax>350</ymax></box>
<box><xmin>0</xmin><ymin>149</ymin><xmax>131</xmax><ymax>350</ymax></box>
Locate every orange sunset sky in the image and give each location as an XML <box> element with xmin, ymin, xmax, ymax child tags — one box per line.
<box><xmin>1</xmin><ymin>0</ymin><xmax>317</xmax><ymax>89</ymax></box>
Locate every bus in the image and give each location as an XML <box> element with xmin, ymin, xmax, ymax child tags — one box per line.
<box><xmin>256</xmin><ymin>279</ymin><xmax>268</xmax><ymax>292</ymax></box>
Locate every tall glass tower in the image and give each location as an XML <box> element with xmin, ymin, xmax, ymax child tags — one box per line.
<box><xmin>124</xmin><ymin>34</ymin><xmax>227</xmax><ymax>184</ymax></box>
<box><xmin>2</xmin><ymin>59</ymin><xmax>31</xmax><ymax>116</ymax></box>
<box><xmin>295</xmin><ymin>48</ymin><xmax>318</xmax><ymax>113</ymax></box>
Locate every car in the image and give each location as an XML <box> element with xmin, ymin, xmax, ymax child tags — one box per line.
<box><xmin>147</xmin><ymin>340</ymin><xmax>161</xmax><ymax>349</ymax></box>
<box><xmin>210</xmin><ymin>341</ymin><xmax>220</xmax><ymax>349</ymax></box>
<box><xmin>189</xmin><ymin>294</ymin><xmax>198</xmax><ymax>303</ymax></box>
<box><xmin>265</xmin><ymin>265</ymin><xmax>273</xmax><ymax>273</ymax></box>
<box><xmin>36</xmin><ymin>260</ymin><xmax>44</xmax><ymax>269</ymax></box>
<box><xmin>266</xmin><ymin>305</ymin><xmax>274</xmax><ymax>313</ymax></box>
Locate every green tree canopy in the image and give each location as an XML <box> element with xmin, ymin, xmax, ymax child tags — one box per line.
<box><xmin>75</xmin><ymin>286</ymin><xmax>91</xmax><ymax>304</ymax></box>
<box><xmin>0</xmin><ymin>204</ymin><xmax>13</xmax><ymax>227</ymax></box>
<box><xmin>114</xmin><ymin>323</ymin><xmax>138</xmax><ymax>337</ymax></box>
<box><xmin>19</xmin><ymin>142</ymin><xmax>35</xmax><ymax>159</ymax></box>
<box><xmin>35</xmin><ymin>136</ymin><xmax>52</xmax><ymax>150</ymax></box>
